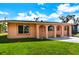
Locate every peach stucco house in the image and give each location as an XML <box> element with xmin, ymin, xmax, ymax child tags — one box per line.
<box><xmin>0</xmin><ymin>20</ymin><xmax>72</xmax><ymax>39</ymax></box>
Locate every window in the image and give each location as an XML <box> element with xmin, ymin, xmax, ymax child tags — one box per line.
<box><xmin>18</xmin><ymin>25</ymin><xmax>30</xmax><ymax>34</ymax></box>
<box><xmin>24</xmin><ymin>26</ymin><xmax>29</xmax><ymax>33</ymax></box>
<box><xmin>48</xmin><ymin>26</ymin><xmax>54</xmax><ymax>31</ymax></box>
<box><xmin>18</xmin><ymin>26</ymin><xmax>23</xmax><ymax>33</ymax></box>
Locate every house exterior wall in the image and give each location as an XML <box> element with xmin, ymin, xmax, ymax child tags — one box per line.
<box><xmin>7</xmin><ymin>22</ymin><xmax>72</xmax><ymax>39</ymax></box>
<box><xmin>7</xmin><ymin>23</ymin><xmax>36</xmax><ymax>38</ymax></box>
<box><xmin>48</xmin><ymin>31</ymin><xmax>54</xmax><ymax>38</ymax></box>
<box><xmin>64</xmin><ymin>30</ymin><xmax>68</xmax><ymax>36</ymax></box>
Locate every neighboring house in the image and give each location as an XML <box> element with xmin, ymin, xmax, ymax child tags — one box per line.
<box><xmin>67</xmin><ymin>19</ymin><xmax>76</xmax><ymax>34</ymax></box>
<box><xmin>75</xmin><ymin>17</ymin><xmax>79</xmax><ymax>33</ymax></box>
<box><xmin>59</xmin><ymin>15</ymin><xmax>79</xmax><ymax>34</ymax></box>
<box><xmin>67</xmin><ymin>18</ymin><xmax>79</xmax><ymax>34</ymax></box>
<box><xmin>0</xmin><ymin>20</ymin><xmax>72</xmax><ymax>39</ymax></box>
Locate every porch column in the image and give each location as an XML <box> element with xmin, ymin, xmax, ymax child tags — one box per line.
<box><xmin>69</xmin><ymin>25</ymin><xmax>72</xmax><ymax>36</ymax></box>
<box><xmin>36</xmin><ymin>25</ymin><xmax>39</xmax><ymax>39</ymax></box>
<box><xmin>61</xmin><ymin>25</ymin><xmax>64</xmax><ymax>37</ymax></box>
<box><xmin>45</xmin><ymin>25</ymin><xmax>48</xmax><ymax>39</ymax></box>
<box><xmin>54</xmin><ymin>25</ymin><xmax>57</xmax><ymax>38</ymax></box>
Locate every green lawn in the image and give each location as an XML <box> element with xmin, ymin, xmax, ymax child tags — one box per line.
<box><xmin>0</xmin><ymin>33</ymin><xmax>79</xmax><ymax>55</ymax></box>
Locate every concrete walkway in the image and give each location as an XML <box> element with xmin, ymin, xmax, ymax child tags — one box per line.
<box><xmin>49</xmin><ymin>37</ymin><xmax>79</xmax><ymax>43</ymax></box>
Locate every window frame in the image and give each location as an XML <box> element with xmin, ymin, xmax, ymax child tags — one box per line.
<box><xmin>24</xmin><ymin>25</ymin><xmax>30</xmax><ymax>33</ymax></box>
<box><xmin>18</xmin><ymin>25</ymin><xmax>30</xmax><ymax>34</ymax></box>
<box><xmin>48</xmin><ymin>26</ymin><xmax>54</xmax><ymax>31</ymax></box>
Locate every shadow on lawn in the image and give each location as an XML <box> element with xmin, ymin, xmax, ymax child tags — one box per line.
<box><xmin>0</xmin><ymin>35</ymin><xmax>51</xmax><ymax>43</ymax></box>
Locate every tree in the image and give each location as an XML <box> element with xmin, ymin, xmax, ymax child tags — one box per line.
<box><xmin>66</xmin><ymin>15</ymin><xmax>75</xmax><ymax>21</ymax></box>
<box><xmin>59</xmin><ymin>16</ymin><xmax>66</xmax><ymax>23</ymax></box>
<box><xmin>0</xmin><ymin>16</ymin><xmax>8</xmax><ymax>33</ymax></box>
<box><xmin>34</xmin><ymin>17</ymin><xmax>39</xmax><ymax>21</ymax></box>
<box><xmin>59</xmin><ymin>15</ymin><xmax>75</xmax><ymax>23</ymax></box>
<box><xmin>0</xmin><ymin>22</ymin><xmax>7</xmax><ymax>33</ymax></box>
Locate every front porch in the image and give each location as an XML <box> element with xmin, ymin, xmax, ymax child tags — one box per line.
<box><xmin>36</xmin><ymin>24</ymin><xmax>72</xmax><ymax>39</ymax></box>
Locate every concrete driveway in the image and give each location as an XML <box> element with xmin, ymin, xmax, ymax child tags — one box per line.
<box><xmin>49</xmin><ymin>37</ymin><xmax>79</xmax><ymax>43</ymax></box>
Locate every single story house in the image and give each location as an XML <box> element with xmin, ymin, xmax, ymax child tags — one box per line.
<box><xmin>0</xmin><ymin>20</ymin><xmax>72</xmax><ymax>39</ymax></box>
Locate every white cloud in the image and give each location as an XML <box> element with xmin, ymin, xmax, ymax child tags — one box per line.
<box><xmin>58</xmin><ymin>4</ymin><xmax>79</xmax><ymax>12</ymax></box>
<box><xmin>48</xmin><ymin>9</ymin><xmax>63</xmax><ymax>20</ymax></box>
<box><xmin>0</xmin><ymin>11</ymin><xmax>9</xmax><ymax>15</ymax></box>
<box><xmin>0</xmin><ymin>11</ymin><xmax>9</xmax><ymax>20</ymax></box>
<box><xmin>47</xmin><ymin>10</ymin><xmax>63</xmax><ymax>22</ymax></box>
<box><xmin>16</xmin><ymin>13</ymin><xmax>27</xmax><ymax>20</ymax></box>
<box><xmin>29</xmin><ymin>10</ymin><xmax>38</xmax><ymax>17</ymax></box>
<box><xmin>50</xmin><ymin>3</ymin><xmax>79</xmax><ymax>22</ymax></box>
<box><xmin>57</xmin><ymin>11</ymin><xmax>63</xmax><ymax>15</ymax></box>
<box><xmin>26</xmin><ymin>10</ymin><xmax>38</xmax><ymax>20</ymax></box>
<box><xmin>48</xmin><ymin>3</ymin><xmax>79</xmax><ymax>22</ymax></box>
<box><xmin>0</xmin><ymin>18</ymin><xmax>4</xmax><ymax>20</ymax></box>
<box><xmin>16</xmin><ymin>11</ymin><xmax>37</xmax><ymax>21</ymax></box>
<box><xmin>29</xmin><ymin>10</ymin><xmax>32</xmax><ymax>15</ymax></box>
<box><xmin>18</xmin><ymin>13</ymin><xmax>26</xmax><ymax>17</ymax></box>
<box><xmin>0</xmin><ymin>17</ymin><xmax>9</xmax><ymax>20</ymax></box>
<box><xmin>36</xmin><ymin>11</ymin><xmax>48</xmax><ymax>21</ymax></box>
<box><xmin>16</xmin><ymin>3</ymin><xmax>79</xmax><ymax>22</ymax></box>
<box><xmin>16</xmin><ymin>16</ymin><xmax>23</xmax><ymax>20</ymax></box>
<box><xmin>16</xmin><ymin>11</ymin><xmax>48</xmax><ymax>21</ymax></box>
<box><xmin>16</xmin><ymin>10</ymin><xmax>62</xmax><ymax>22</ymax></box>
<box><xmin>48</xmin><ymin>13</ymin><xmax>59</xmax><ymax>18</ymax></box>
<box><xmin>25</xmin><ymin>16</ymin><xmax>32</xmax><ymax>20</ymax></box>
<box><xmin>25</xmin><ymin>11</ymin><xmax>48</xmax><ymax>21</ymax></box>
<box><xmin>48</xmin><ymin>13</ymin><xmax>62</xmax><ymax>22</ymax></box>
<box><xmin>41</xmin><ymin>7</ymin><xmax>45</xmax><ymax>10</ymax></box>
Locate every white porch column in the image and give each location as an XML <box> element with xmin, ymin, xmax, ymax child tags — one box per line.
<box><xmin>61</xmin><ymin>25</ymin><xmax>64</xmax><ymax>37</ymax></box>
<box><xmin>36</xmin><ymin>25</ymin><xmax>39</xmax><ymax>39</ymax></box>
<box><xmin>69</xmin><ymin>25</ymin><xmax>72</xmax><ymax>36</ymax></box>
<box><xmin>45</xmin><ymin>25</ymin><xmax>48</xmax><ymax>39</ymax></box>
<box><xmin>54</xmin><ymin>25</ymin><xmax>57</xmax><ymax>38</ymax></box>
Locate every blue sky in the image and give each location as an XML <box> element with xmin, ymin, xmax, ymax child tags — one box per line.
<box><xmin>0</xmin><ymin>3</ymin><xmax>79</xmax><ymax>22</ymax></box>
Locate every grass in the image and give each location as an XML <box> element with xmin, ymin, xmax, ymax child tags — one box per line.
<box><xmin>0</xmin><ymin>33</ymin><xmax>79</xmax><ymax>55</ymax></box>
